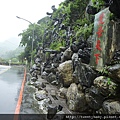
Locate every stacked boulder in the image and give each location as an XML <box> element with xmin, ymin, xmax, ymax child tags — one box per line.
<box><xmin>28</xmin><ymin>2</ymin><xmax>120</xmax><ymax>115</ymax></box>
<box><xmin>28</xmin><ymin>34</ymin><xmax>120</xmax><ymax>115</ymax></box>
<box><xmin>38</xmin><ymin>34</ymin><xmax>120</xmax><ymax>114</ymax></box>
<box><xmin>17</xmin><ymin>2</ymin><xmax>120</xmax><ymax>119</ymax></box>
<box><xmin>29</xmin><ymin>47</ymin><xmax>43</xmax><ymax>83</ymax></box>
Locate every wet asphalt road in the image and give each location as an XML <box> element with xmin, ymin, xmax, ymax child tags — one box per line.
<box><xmin>0</xmin><ymin>66</ymin><xmax>24</xmax><ymax>114</ymax></box>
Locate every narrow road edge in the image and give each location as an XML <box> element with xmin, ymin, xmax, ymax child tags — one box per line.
<box><xmin>14</xmin><ymin>67</ymin><xmax>26</xmax><ymax>119</ymax></box>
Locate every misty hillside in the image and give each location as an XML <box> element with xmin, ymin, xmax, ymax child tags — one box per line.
<box><xmin>0</xmin><ymin>37</ymin><xmax>20</xmax><ymax>50</ymax></box>
<box><xmin>0</xmin><ymin>37</ymin><xmax>22</xmax><ymax>58</ymax></box>
<box><xmin>1</xmin><ymin>46</ymin><xmax>24</xmax><ymax>59</ymax></box>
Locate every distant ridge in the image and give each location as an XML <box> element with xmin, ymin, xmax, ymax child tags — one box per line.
<box><xmin>0</xmin><ymin>37</ymin><xmax>22</xmax><ymax>58</ymax></box>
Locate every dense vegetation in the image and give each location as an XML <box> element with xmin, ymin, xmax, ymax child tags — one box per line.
<box><xmin>18</xmin><ymin>0</ymin><xmax>104</xmax><ymax>64</ymax></box>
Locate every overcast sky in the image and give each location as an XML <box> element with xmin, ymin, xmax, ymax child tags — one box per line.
<box><xmin>0</xmin><ymin>0</ymin><xmax>64</xmax><ymax>43</ymax></box>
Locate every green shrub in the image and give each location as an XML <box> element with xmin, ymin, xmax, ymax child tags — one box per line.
<box><xmin>50</xmin><ymin>41</ymin><xmax>65</xmax><ymax>51</ymax></box>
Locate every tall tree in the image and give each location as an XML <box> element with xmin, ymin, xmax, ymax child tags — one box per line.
<box><xmin>18</xmin><ymin>16</ymin><xmax>49</xmax><ymax>63</ymax></box>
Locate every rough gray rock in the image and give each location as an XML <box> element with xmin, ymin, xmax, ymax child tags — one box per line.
<box><xmin>35</xmin><ymin>66</ymin><xmax>41</xmax><ymax>71</ymax></box>
<box><xmin>57</xmin><ymin>60</ymin><xmax>74</xmax><ymax>87</ymax></box>
<box><xmin>44</xmin><ymin>67</ymin><xmax>53</xmax><ymax>73</ymax></box>
<box><xmin>94</xmin><ymin>76</ymin><xmax>118</xmax><ymax>96</ymax></box>
<box><xmin>47</xmin><ymin>72</ymin><xmax>56</xmax><ymax>83</ymax></box>
<box><xmin>35</xmin><ymin>90</ymin><xmax>48</xmax><ymax>101</ymax></box>
<box><xmin>31</xmin><ymin>77</ymin><xmax>37</xmax><ymax>82</ymax></box>
<box><xmin>72</xmin><ymin>53</ymin><xmax>79</xmax><ymax>83</ymax></box>
<box><xmin>36</xmin><ymin>62</ymin><xmax>41</xmax><ymax>67</ymax></box>
<box><xmin>38</xmin><ymin>98</ymin><xmax>52</xmax><ymax>114</ymax></box>
<box><xmin>101</xmin><ymin>100</ymin><xmax>120</xmax><ymax>114</ymax></box>
<box><xmin>35</xmin><ymin>58</ymin><xmax>41</xmax><ymax>64</ymax></box>
<box><xmin>47</xmin><ymin>105</ymin><xmax>57</xmax><ymax>119</ymax></box>
<box><xmin>31</xmin><ymin>70</ymin><xmax>38</xmax><ymax>80</ymax></box>
<box><xmin>59</xmin><ymin>47</ymin><xmax>66</xmax><ymax>52</ymax></box>
<box><xmin>72</xmin><ymin>53</ymin><xmax>79</xmax><ymax>62</ymax></box>
<box><xmin>70</xmin><ymin>42</ymin><xmax>78</xmax><ymax>53</ymax></box>
<box><xmin>32</xmin><ymin>64</ymin><xmax>37</xmax><ymax>70</ymax></box>
<box><xmin>73</xmin><ymin>61</ymin><xmax>97</xmax><ymax>88</ymax></box>
<box><xmin>35</xmin><ymin>93</ymin><xmax>48</xmax><ymax>101</ymax></box>
<box><xmin>108</xmin><ymin>64</ymin><xmax>120</xmax><ymax>82</ymax></box>
<box><xmin>41</xmin><ymin>71</ymin><xmax>48</xmax><ymax>79</ymax></box>
<box><xmin>33</xmin><ymin>81</ymin><xmax>46</xmax><ymax>90</ymax></box>
<box><xmin>52</xmin><ymin>111</ymin><xmax>65</xmax><ymax>120</ymax></box>
<box><xmin>57</xmin><ymin>87</ymin><xmax>68</xmax><ymax>99</ymax></box>
<box><xmin>61</xmin><ymin>47</ymin><xmax>73</xmax><ymax>62</ymax></box>
<box><xmin>85</xmin><ymin>86</ymin><xmax>104</xmax><ymax>110</ymax></box>
<box><xmin>51</xmin><ymin>80</ymin><xmax>58</xmax><ymax>86</ymax></box>
<box><xmin>66</xmin><ymin>83</ymin><xmax>88</xmax><ymax>112</ymax></box>
<box><xmin>80</xmin><ymin>63</ymin><xmax>97</xmax><ymax>87</ymax></box>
